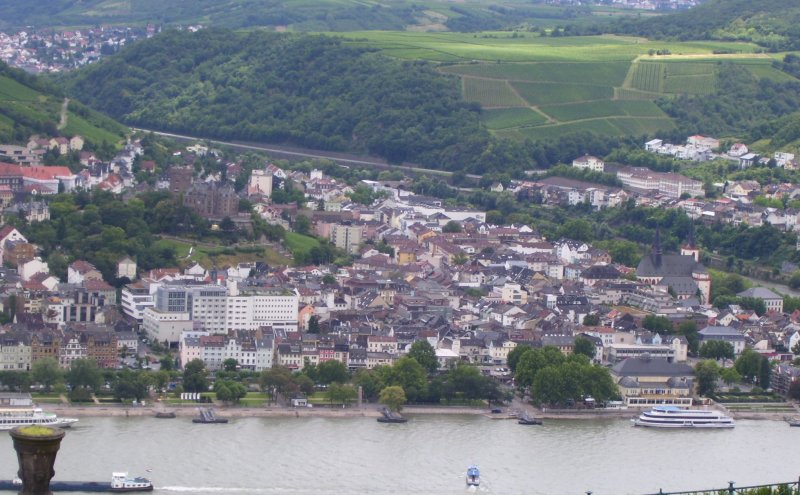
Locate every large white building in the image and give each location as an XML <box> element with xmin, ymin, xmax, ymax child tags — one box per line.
<box><xmin>179</xmin><ymin>330</ymin><xmax>274</xmax><ymax>371</ymax></box>
<box><xmin>150</xmin><ymin>282</ymin><xmax>299</xmax><ymax>336</ymax></box>
<box><xmin>120</xmin><ymin>282</ymin><xmax>157</xmax><ymax>322</ymax></box>
<box><xmin>616</xmin><ymin>167</ymin><xmax>703</xmax><ymax>198</ymax></box>
<box><xmin>142</xmin><ymin>308</ymin><xmax>193</xmax><ymax>344</ymax></box>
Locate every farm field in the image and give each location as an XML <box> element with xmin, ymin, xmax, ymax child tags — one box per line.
<box><xmin>341</xmin><ymin>32</ymin><xmax>797</xmax><ymax>140</ymax></box>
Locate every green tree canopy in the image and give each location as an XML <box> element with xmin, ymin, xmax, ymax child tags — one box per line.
<box><xmin>573</xmin><ymin>336</ymin><xmax>597</xmax><ymax>361</ymax></box>
<box><xmin>66</xmin><ymin>359</ymin><xmax>103</xmax><ymax>392</ymax></box>
<box><xmin>699</xmin><ymin>340</ymin><xmax>735</xmax><ymax>361</ymax></box>
<box><xmin>31</xmin><ymin>357</ymin><xmax>63</xmax><ymax>392</ymax></box>
<box><xmin>316</xmin><ymin>360</ymin><xmax>349</xmax><ymax>385</ymax></box>
<box><xmin>182</xmin><ymin>359</ymin><xmax>209</xmax><ymax>394</ymax></box>
<box><xmin>379</xmin><ymin>385</ymin><xmax>407</xmax><ymax>412</ymax></box>
<box><xmin>694</xmin><ymin>360</ymin><xmax>720</xmax><ymax>397</ymax></box>
<box><xmin>407</xmin><ymin>340</ymin><xmax>439</xmax><ymax>374</ymax></box>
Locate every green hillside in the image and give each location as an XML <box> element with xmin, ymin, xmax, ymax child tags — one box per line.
<box><xmin>63</xmin><ymin>29</ymin><xmax>489</xmax><ymax>169</ymax></box>
<box><xmin>0</xmin><ymin>0</ymin><xmax>616</xmax><ymax>32</ymax></box>
<box><xmin>611</xmin><ymin>0</ymin><xmax>800</xmax><ymax>51</ymax></box>
<box><xmin>0</xmin><ymin>62</ymin><xmax>127</xmax><ymax>148</ymax></box>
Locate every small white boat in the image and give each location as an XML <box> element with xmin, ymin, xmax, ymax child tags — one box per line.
<box><xmin>632</xmin><ymin>405</ymin><xmax>734</xmax><ymax>428</ymax></box>
<box><xmin>466</xmin><ymin>466</ymin><xmax>480</xmax><ymax>487</ymax></box>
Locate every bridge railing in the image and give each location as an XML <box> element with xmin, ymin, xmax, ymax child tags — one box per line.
<box><xmin>639</xmin><ymin>479</ymin><xmax>800</xmax><ymax>495</ymax></box>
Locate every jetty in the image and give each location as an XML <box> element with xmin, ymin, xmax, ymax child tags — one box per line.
<box><xmin>192</xmin><ymin>408</ymin><xmax>228</xmax><ymax>424</ymax></box>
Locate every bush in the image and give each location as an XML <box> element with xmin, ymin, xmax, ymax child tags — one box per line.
<box><xmin>68</xmin><ymin>388</ymin><xmax>93</xmax><ymax>403</ymax></box>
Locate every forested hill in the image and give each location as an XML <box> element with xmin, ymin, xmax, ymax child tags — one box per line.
<box><xmin>63</xmin><ymin>29</ymin><xmax>493</xmax><ymax>169</ymax></box>
<box><xmin>611</xmin><ymin>0</ymin><xmax>800</xmax><ymax>51</ymax></box>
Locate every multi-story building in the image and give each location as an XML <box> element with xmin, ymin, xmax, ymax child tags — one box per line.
<box><xmin>184</xmin><ymin>181</ymin><xmax>238</xmax><ymax>219</ymax></box>
<box><xmin>330</xmin><ymin>222</ymin><xmax>364</xmax><ymax>255</ymax></box>
<box><xmin>572</xmin><ymin>155</ymin><xmax>605</xmax><ymax>172</ymax></box>
<box><xmin>616</xmin><ymin>167</ymin><xmax>703</xmax><ymax>198</ymax></box>
<box><xmin>0</xmin><ymin>334</ymin><xmax>31</xmax><ymax>371</ymax></box>
<box><xmin>120</xmin><ymin>282</ymin><xmax>157</xmax><ymax>322</ymax></box>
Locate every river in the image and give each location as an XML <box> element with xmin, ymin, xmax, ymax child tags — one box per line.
<box><xmin>1</xmin><ymin>416</ymin><xmax>798</xmax><ymax>495</ymax></box>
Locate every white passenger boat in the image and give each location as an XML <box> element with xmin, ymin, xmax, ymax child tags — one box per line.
<box><xmin>633</xmin><ymin>405</ymin><xmax>734</xmax><ymax>428</ymax></box>
<box><xmin>0</xmin><ymin>407</ymin><xmax>79</xmax><ymax>431</ymax></box>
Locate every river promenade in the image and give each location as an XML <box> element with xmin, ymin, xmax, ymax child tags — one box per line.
<box><xmin>39</xmin><ymin>400</ymin><xmax>797</xmax><ymax>421</ymax></box>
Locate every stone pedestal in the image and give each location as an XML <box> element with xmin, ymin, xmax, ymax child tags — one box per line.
<box><xmin>9</xmin><ymin>426</ymin><xmax>65</xmax><ymax>495</ymax></box>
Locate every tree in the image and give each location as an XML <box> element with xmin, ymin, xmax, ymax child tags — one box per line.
<box><xmin>66</xmin><ymin>359</ymin><xmax>103</xmax><ymax>392</ymax></box>
<box><xmin>720</xmin><ymin>367</ymin><xmax>741</xmax><ymax>385</ymax></box>
<box><xmin>792</xmin><ymin>341</ymin><xmax>800</xmax><ymax>356</ymax></box>
<box><xmin>573</xmin><ymin>336</ymin><xmax>596</xmax><ymax>361</ymax></box>
<box><xmin>307</xmin><ymin>315</ymin><xmax>320</xmax><ymax>334</ymax></box>
<box><xmin>678</xmin><ymin>321</ymin><xmax>700</xmax><ymax>355</ymax></box>
<box><xmin>31</xmin><ymin>357</ymin><xmax>63</xmax><ymax>392</ymax></box>
<box><xmin>260</xmin><ymin>366</ymin><xmax>294</xmax><ymax>402</ymax></box>
<box><xmin>182</xmin><ymin>359</ymin><xmax>209</xmax><ymax>393</ymax></box>
<box><xmin>223</xmin><ymin>358</ymin><xmax>239</xmax><ymax>372</ymax></box>
<box><xmin>295</xmin><ymin>374</ymin><xmax>315</xmax><ymax>397</ymax></box>
<box><xmin>582</xmin><ymin>314</ymin><xmax>600</xmax><ymax>326</ymax></box>
<box><xmin>159</xmin><ymin>355</ymin><xmax>175</xmax><ymax>371</ymax></box>
<box><xmin>379</xmin><ymin>385</ymin><xmax>406</xmax><ymax>412</ymax></box>
<box><xmin>294</xmin><ymin>215</ymin><xmax>311</xmax><ymax>235</ymax></box>
<box><xmin>322</xmin><ymin>274</ymin><xmax>337</xmax><ymax>285</ymax></box>
<box><xmin>317</xmin><ymin>360</ymin><xmax>349</xmax><ymax>385</ymax></box>
<box><xmin>327</xmin><ymin>383</ymin><xmax>357</xmax><ymax>406</ymax></box>
<box><xmin>515</xmin><ymin>346</ymin><xmax>565</xmax><ymax>390</ymax></box>
<box><xmin>734</xmin><ymin>349</ymin><xmax>764</xmax><ymax>383</ymax></box>
<box><xmin>215</xmin><ymin>380</ymin><xmax>247</xmax><ymax>403</ymax></box>
<box><xmin>113</xmin><ymin>369</ymin><xmax>150</xmax><ymax>402</ymax></box>
<box><xmin>407</xmin><ymin>340</ymin><xmax>439</xmax><ymax>374</ymax></box>
<box><xmin>642</xmin><ymin>314</ymin><xmax>674</xmax><ymax>334</ymax></box>
<box><xmin>699</xmin><ymin>340</ymin><xmax>735</xmax><ymax>362</ymax></box>
<box><xmin>507</xmin><ymin>345</ymin><xmax>532</xmax><ymax>373</ymax></box>
<box><xmin>442</xmin><ymin>220</ymin><xmax>462</xmax><ymax>233</ymax></box>
<box><xmin>353</xmin><ymin>369</ymin><xmax>384</xmax><ymax>402</ymax></box>
<box><xmin>383</xmin><ymin>357</ymin><xmax>428</xmax><ymax>402</ymax></box>
<box><xmin>695</xmin><ymin>360</ymin><xmax>720</xmax><ymax>396</ymax></box>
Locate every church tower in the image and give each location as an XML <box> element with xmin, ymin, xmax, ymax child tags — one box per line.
<box><xmin>680</xmin><ymin>223</ymin><xmax>700</xmax><ymax>262</ymax></box>
<box><xmin>652</xmin><ymin>228</ymin><xmax>663</xmax><ymax>268</ymax></box>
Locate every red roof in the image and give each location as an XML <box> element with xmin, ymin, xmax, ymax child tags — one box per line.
<box><xmin>22</xmin><ymin>166</ymin><xmax>73</xmax><ymax>180</ymax></box>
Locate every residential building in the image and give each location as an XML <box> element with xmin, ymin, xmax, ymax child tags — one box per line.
<box><xmin>330</xmin><ymin>223</ymin><xmax>364</xmax><ymax>255</ymax></box>
<box><xmin>698</xmin><ymin>326</ymin><xmax>746</xmax><ymax>355</ymax></box>
<box><xmin>737</xmin><ymin>287</ymin><xmax>784</xmax><ymax>314</ymax></box>
<box><xmin>572</xmin><ymin>155</ymin><xmax>605</xmax><ymax>172</ymax></box>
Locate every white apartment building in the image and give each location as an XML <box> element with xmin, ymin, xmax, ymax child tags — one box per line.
<box><xmin>152</xmin><ymin>282</ymin><xmax>298</xmax><ymax>335</ymax></box>
<box><xmin>572</xmin><ymin>155</ymin><xmax>605</xmax><ymax>172</ymax></box>
<box><xmin>248</xmin><ymin>169</ymin><xmax>273</xmax><ymax>196</ymax></box>
<box><xmin>142</xmin><ymin>308</ymin><xmax>193</xmax><ymax>344</ymax></box>
<box><xmin>616</xmin><ymin>167</ymin><xmax>703</xmax><ymax>198</ymax></box>
<box><xmin>179</xmin><ymin>330</ymin><xmax>274</xmax><ymax>371</ymax></box>
<box><xmin>0</xmin><ymin>340</ymin><xmax>31</xmax><ymax>371</ymax></box>
<box><xmin>120</xmin><ymin>282</ymin><xmax>157</xmax><ymax>322</ymax></box>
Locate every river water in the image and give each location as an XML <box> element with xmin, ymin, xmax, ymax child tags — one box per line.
<box><xmin>0</xmin><ymin>416</ymin><xmax>797</xmax><ymax>495</ymax></box>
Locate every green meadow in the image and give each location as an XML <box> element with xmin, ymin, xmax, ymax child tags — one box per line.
<box><xmin>340</xmin><ymin>32</ymin><xmax>797</xmax><ymax>140</ymax></box>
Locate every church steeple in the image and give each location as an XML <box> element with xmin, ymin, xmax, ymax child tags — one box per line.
<box><xmin>652</xmin><ymin>228</ymin><xmax>662</xmax><ymax>267</ymax></box>
<box><xmin>681</xmin><ymin>222</ymin><xmax>700</xmax><ymax>262</ymax></box>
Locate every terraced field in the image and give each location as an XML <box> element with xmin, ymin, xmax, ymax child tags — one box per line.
<box><xmin>343</xmin><ymin>32</ymin><xmax>798</xmax><ymax>141</ymax></box>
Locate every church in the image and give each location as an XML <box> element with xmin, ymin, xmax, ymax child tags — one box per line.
<box><xmin>636</xmin><ymin>228</ymin><xmax>711</xmax><ymax>304</ymax></box>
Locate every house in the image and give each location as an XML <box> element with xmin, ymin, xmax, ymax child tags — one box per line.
<box><xmin>68</xmin><ymin>260</ymin><xmax>103</xmax><ymax>285</ymax></box>
<box><xmin>572</xmin><ymin>155</ymin><xmax>604</xmax><ymax>173</ymax></box>
<box><xmin>698</xmin><ymin>326</ymin><xmax>746</xmax><ymax>355</ymax></box>
<box><xmin>610</xmin><ymin>356</ymin><xmax>694</xmax><ymax>407</ymax></box>
<box><xmin>117</xmin><ymin>256</ymin><xmax>137</xmax><ymax>281</ymax></box>
<box><xmin>737</xmin><ymin>287</ymin><xmax>783</xmax><ymax>314</ymax></box>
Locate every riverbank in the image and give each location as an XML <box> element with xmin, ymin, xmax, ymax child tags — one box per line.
<box><xmin>39</xmin><ymin>403</ymin><xmax>795</xmax><ymax>422</ymax></box>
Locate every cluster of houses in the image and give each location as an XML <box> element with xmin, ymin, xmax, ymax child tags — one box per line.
<box><xmin>0</xmin><ymin>25</ymin><xmax>160</xmax><ymax>73</ymax></box>
<box><xmin>1</xmin><ymin>138</ymin><xmax>800</xmax><ymax>406</ymax></box>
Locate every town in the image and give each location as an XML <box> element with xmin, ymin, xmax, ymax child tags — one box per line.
<box><xmin>0</xmin><ymin>127</ymin><xmax>798</xmax><ymax>414</ymax></box>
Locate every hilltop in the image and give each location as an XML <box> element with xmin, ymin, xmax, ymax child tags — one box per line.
<box><xmin>62</xmin><ymin>29</ymin><xmax>493</xmax><ymax>171</ymax></box>
<box><xmin>0</xmin><ymin>0</ymin><xmax>607</xmax><ymax>32</ymax></box>
<box><xmin>611</xmin><ymin>0</ymin><xmax>800</xmax><ymax>51</ymax></box>
<box><xmin>0</xmin><ymin>62</ymin><xmax>127</xmax><ymax>149</ymax></box>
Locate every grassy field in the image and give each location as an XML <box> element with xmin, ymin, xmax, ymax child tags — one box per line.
<box><xmin>0</xmin><ymin>74</ymin><xmax>127</xmax><ymax>145</ymax></box>
<box><xmin>284</xmin><ymin>232</ymin><xmax>320</xmax><ymax>257</ymax></box>
<box><xmin>463</xmin><ymin>77</ymin><xmax>526</xmax><ymax>107</ymax></box>
<box><xmin>512</xmin><ymin>81</ymin><xmax>613</xmax><ymax>106</ymax></box>
<box><xmin>481</xmin><ymin>107</ymin><xmax>548</xmax><ymax>129</ymax></box>
<box><xmin>153</xmin><ymin>238</ymin><xmax>292</xmax><ymax>268</ymax></box>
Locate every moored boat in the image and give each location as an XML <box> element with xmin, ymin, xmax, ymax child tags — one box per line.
<box><xmin>466</xmin><ymin>466</ymin><xmax>480</xmax><ymax>487</ymax></box>
<box><xmin>632</xmin><ymin>405</ymin><xmax>734</xmax><ymax>428</ymax></box>
<box><xmin>0</xmin><ymin>473</ymin><xmax>153</xmax><ymax>492</ymax></box>
<box><xmin>0</xmin><ymin>407</ymin><xmax>79</xmax><ymax>431</ymax></box>
<box><xmin>154</xmin><ymin>411</ymin><xmax>176</xmax><ymax>419</ymax></box>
